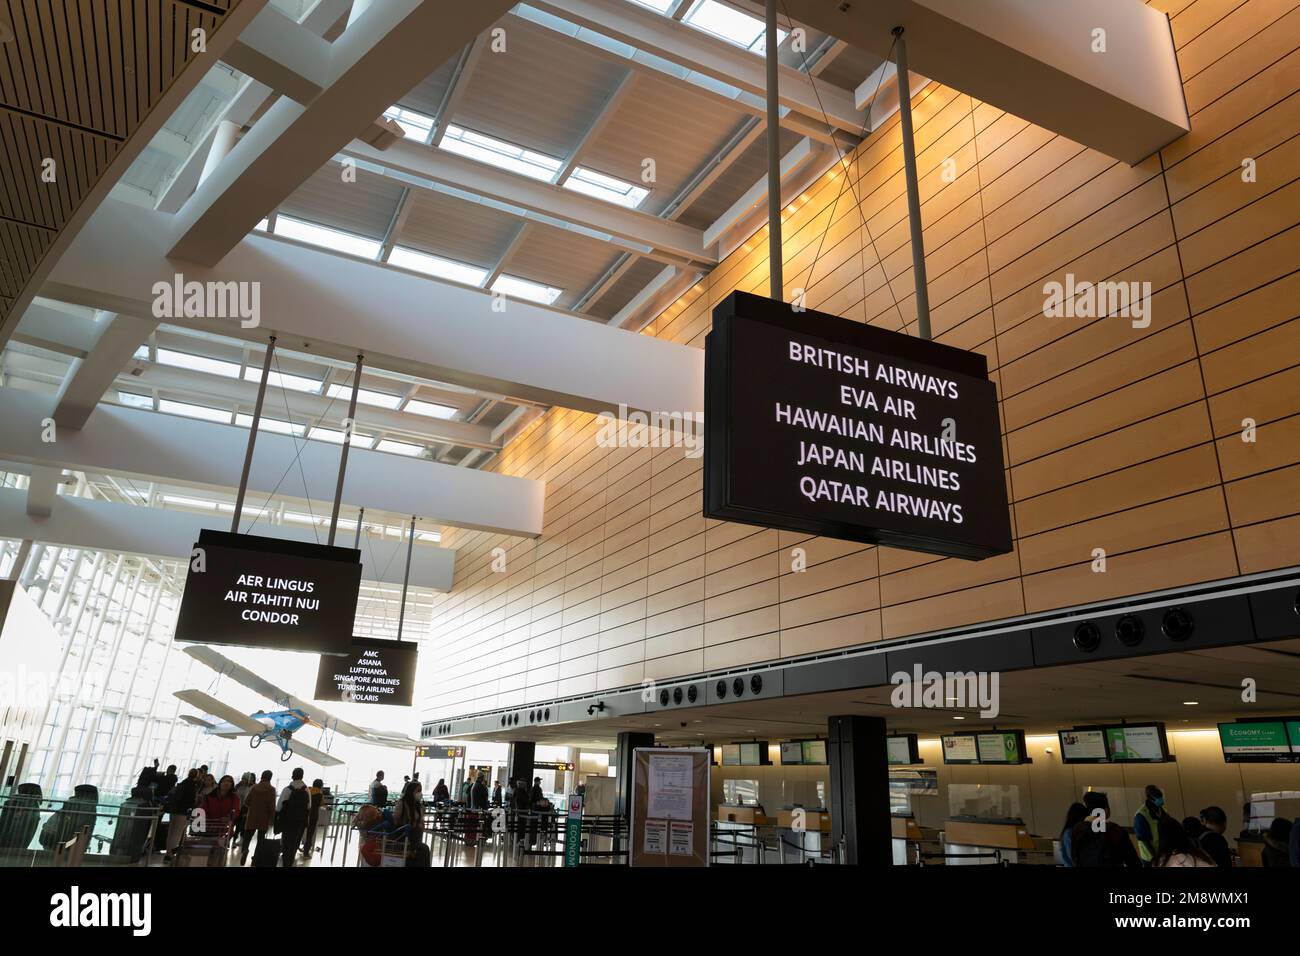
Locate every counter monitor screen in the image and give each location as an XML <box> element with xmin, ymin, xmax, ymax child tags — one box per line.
<box><xmin>779</xmin><ymin>741</ymin><xmax>803</xmax><ymax>765</ymax></box>
<box><xmin>975</xmin><ymin>730</ymin><xmax>1028</xmax><ymax>765</ymax></box>
<box><xmin>940</xmin><ymin>734</ymin><xmax>979</xmax><ymax>764</ymax></box>
<box><xmin>801</xmin><ymin>739</ymin><xmax>827</xmax><ymax>765</ymax></box>
<box><xmin>1218</xmin><ymin>719</ymin><xmax>1300</xmax><ymax>763</ymax></box>
<box><xmin>887</xmin><ymin>734</ymin><xmax>920</xmax><ymax>765</ymax></box>
<box><xmin>721</xmin><ymin>744</ymin><xmax>741</xmax><ymax>766</ymax></box>
<box><xmin>1105</xmin><ymin>724</ymin><xmax>1171</xmax><ymax>763</ymax></box>
<box><xmin>1058</xmin><ymin>728</ymin><xmax>1109</xmax><ymax>763</ymax></box>
<box><xmin>738</xmin><ymin>741</ymin><xmax>767</xmax><ymax>766</ymax></box>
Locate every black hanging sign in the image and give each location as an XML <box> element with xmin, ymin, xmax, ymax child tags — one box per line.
<box><xmin>704</xmin><ymin>291</ymin><xmax>1012</xmax><ymax>560</ymax></box>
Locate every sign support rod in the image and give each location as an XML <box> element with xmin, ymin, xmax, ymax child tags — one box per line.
<box><xmin>232</xmin><ymin>335</ymin><xmax>276</xmax><ymax>532</ymax></box>
<box><xmin>328</xmin><ymin>354</ymin><xmax>364</xmax><ymax>545</ymax></box>
<box><xmin>765</xmin><ymin>0</ymin><xmax>783</xmax><ymax>300</ymax></box>
<box><xmin>892</xmin><ymin>27</ymin><xmax>931</xmax><ymax>340</ymax></box>
<box><xmin>353</xmin><ymin>506</ymin><xmax>365</xmax><ymax>549</ymax></box>
<box><xmin>396</xmin><ymin>514</ymin><xmax>416</xmax><ymax>641</ymax></box>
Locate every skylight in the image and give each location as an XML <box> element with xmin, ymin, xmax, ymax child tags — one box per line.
<box><xmin>308</xmin><ymin>426</ymin><xmax>351</xmax><ymax>444</ymax></box>
<box><xmin>117</xmin><ymin>391</ymin><xmax>153</xmax><ymax>409</ymax></box>
<box><xmin>629</xmin><ymin>0</ymin><xmax>675</xmax><ymax>11</ymax></box>
<box><xmin>325</xmin><ymin>383</ymin><xmax>404</xmax><ymax>409</ymax></box>
<box><xmin>564</xmin><ymin>166</ymin><xmax>650</xmax><ymax>208</ymax></box>
<box><xmin>234</xmin><ymin>413</ymin><xmax>306</xmax><ymax>437</ymax></box>
<box><xmin>388</xmin><ymin>246</ymin><xmax>488</xmax><ymax>286</ymax></box>
<box><xmin>383</xmin><ymin>105</ymin><xmax>435</xmax><ymax>142</ymax></box>
<box><xmin>492</xmin><ymin>274</ymin><xmax>563</xmax><ymax>305</ymax></box>
<box><xmin>404</xmin><ymin>398</ymin><xmax>458</xmax><ymax>420</ymax></box>
<box><xmin>440</xmin><ymin>124</ymin><xmax>562</xmax><ymax>181</ymax></box>
<box><xmin>375</xmin><ymin>439</ymin><xmax>424</xmax><ymax>457</ymax></box>
<box><xmin>162</xmin><ymin>494</ymin><xmax>218</xmax><ymax>511</ymax></box>
<box><xmin>155</xmin><ymin>348</ymin><xmax>240</xmax><ymax>378</ymax></box>
<box><xmin>242</xmin><ymin>366</ymin><xmax>320</xmax><ymax>393</ymax></box>
<box><xmin>158</xmin><ymin>399</ymin><xmax>231</xmax><ymax>424</ymax></box>
<box><xmin>682</xmin><ymin>0</ymin><xmax>787</xmax><ymax>51</ymax></box>
<box><xmin>274</xmin><ymin>215</ymin><xmax>383</xmax><ymax>259</ymax></box>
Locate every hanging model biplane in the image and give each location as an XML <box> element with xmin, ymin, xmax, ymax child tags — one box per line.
<box><xmin>173</xmin><ymin>645</ymin><xmax>419</xmax><ymax>767</ymax></box>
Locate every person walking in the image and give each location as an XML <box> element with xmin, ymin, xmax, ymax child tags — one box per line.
<box><xmin>276</xmin><ymin>768</ymin><xmax>311</xmax><ymax>867</ymax></box>
<box><xmin>491</xmin><ymin>780</ymin><xmax>503</xmax><ymax>807</ymax></box>
<box><xmin>201</xmin><ymin>775</ymin><xmax>241</xmax><ymax>840</ymax></box>
<box><xmin>301</xmin><ymin>778</ymin><xmax>325</xmax><ymax>859</ymax></box>
<box><xmin>240</xmin><ymin>770</ymin><xmax>276</xmax><ymax>866</ymax></box>
<box><xmin>432</xmin><ymin>778</ymin><xmax>450</xmax><ymax>804</ymax></box>
<box><xmin>162</xmin><ymin>768</ymin><xmax>199</xmax><ymax>862</ymax></box>
<box><xmin>369</xmin><ymin>770</ymin><xmax>388</xmax><ymax>808</ymax></box>
<box><xmin>471</xmin><ymin>773</ymin><xmax>490</xmax><ymax>810</ymax></box>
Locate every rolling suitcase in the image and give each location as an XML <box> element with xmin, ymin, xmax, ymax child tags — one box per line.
<box><xmin>253</xmin><ymin>836</ymin><xmax>281</xmax><ymax>867</ymax></box>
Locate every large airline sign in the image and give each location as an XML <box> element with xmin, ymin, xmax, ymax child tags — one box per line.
<box><xmin>704</xmin><ymin>292</ymin><xmax>1013</xmax><ymax>560</ymax></box>
<box><xmin>314</xmin><ymin>637</ymin><xmax>417</xmax><ymax>706</ymax></box>
<box><xmin>175</xmin><ymin>530</ymin><xmax>362</xmax><ymax>655</ymax></box>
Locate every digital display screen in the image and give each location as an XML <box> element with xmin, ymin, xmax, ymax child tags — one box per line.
<box><xmin>314</xmin><ymin>637</ymin><xmax>417</xmax><ymax>706</ymax></box>
<box><xmin>976</xmin><ymin>731</ymin><xmax>1026</xmax><ymax>765</ymax></box>
<box><xmin>940</xmin><ymin>734</ymin><xmax>979</xmax><ymax>764</ymax></box>
<box><xmin>801</xmin><ymin>739</ymin><xmax>827</xmax><ymax>765</ymax></box>
<box><xmin>1218</xmin><ymin>720</ymin><xmax>1300</xmax><ymax>763</ymax></box>
<box><xmin>887</xmin><ymin>735</ymin><xmax>920</xmax><ymax>765</ymax></box>
<box><xmin>1059</xmin><ymin>729</ymin><xmax>1109</xmax><ymax>763</ymax></box>
<box><xmin>174</xmin><ymin>530</ymin><xmax>361</xmax><ymax>655</ymax></box>
<box><xmin>738</xmin><ymin>742</ymin><xmax>764</xmax><ymax>765</ymax></box>
<box><xmin>1105</xmin><ymin>724</ymin><xmax>1169</xmax><ymax>762</ymax></box>
<box><xmin>780</xmin><ymin>741</ymin><xmax>803</xmax><ymax>765</ymax></box>
<box><xmin>721</xmin><ymin>744</ymin><xmax>741</xmax><ymax>766</ymax></box>
<box><xmin>704</xmin><ymin>292</ymin><xmax>1012</xmax><ymax>560</ymax></box>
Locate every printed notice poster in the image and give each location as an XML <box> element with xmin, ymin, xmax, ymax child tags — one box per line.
<box><xmin>647</xmin><ymin>752</ymin><xmax>694</xmax><ymax>820</ymax></box>
<box><xmin>669</xmin><ymin>821</ymin><xmax>694</xmax><ymax>857</ymax></box>
<box><xmin>644</xmin><ymin>819</ymin><xmax>667</xmax><ymax>855</ymax></box>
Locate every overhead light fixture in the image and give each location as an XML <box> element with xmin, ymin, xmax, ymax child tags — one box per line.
<box><xmin>1183</xmin><ymin>701</ymin><xmax>1199</xmax><ymax>706</ymax></box>
<box><xmin>953</xmin><ymin>716</ymin><xmax>965</xmax><ymax>720</ymax></box>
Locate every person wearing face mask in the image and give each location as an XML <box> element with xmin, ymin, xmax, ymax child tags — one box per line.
<box><xmin>1133</xmin><ymin>784</ymin><xmax>1169</xmax><ymax>865</ymax></box>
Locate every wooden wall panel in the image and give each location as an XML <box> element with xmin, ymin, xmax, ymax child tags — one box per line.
<box><xmin>420</xmin><ymin>3</ymin><xmax>1300</xmax><ymax>718</ymax></box>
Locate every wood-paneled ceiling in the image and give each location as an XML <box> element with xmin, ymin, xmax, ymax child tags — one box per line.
<box><xmin>0</xmin><ymin>0</ymin><xmax>242</xmax><ymax>326</ymax></box>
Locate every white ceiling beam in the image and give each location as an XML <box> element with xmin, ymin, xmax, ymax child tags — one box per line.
<box><xmin>484</xmin><ymin>223</ymin><xmax>531</xmax><ymax>288</ymax></box>
<box><xmin>576</xmin><ymin>253</ymin><xmax>638</xmax><ymax>314</ymax></box>
<box><xmin>0</xmin><ymin>487</ymin><xmax>456</xmax><ymax>590</ymax></box>
<box><xmin>221</xmin><ymin>5</ymin><xmax>332</xmax><ymax>104</ymax></box>
<box><xmin>47</xmin><ymin>200</ymin><xmax>706</xmax><ymax>418</ymax></box>
<box><xmin>0</xmin><ymin>389</ymin><xmax>543</xmax><ymax>537</ymax></box>
<box><xmin>0</xmin><ymin>0</ymin><xmax>272</xmax><ymax>348</ymax></box>
<box><xmin>11</xmin><ymin>303</ymin><xmax>100</xmax><ymax>358</ymax></box>
<box><xmin>378</xmin><ymin>187</ymin><xmax>414</xmax><ymax>261</ymax></box>
<box><xmin>554</xmin><ymin>70</ymin><xmax>636</xmax><ymax>183</ymax></box>
<box><xmin>809</xmin><ymin>38</ymin><xmax>850</xmax><ymax>77</ymax></box>
<box><xmin>430</xmin><ymin>35</ymin><xmax>488</xmax><ymax>147</ymax></box>
<box><xmin>778</xmin><ymin>0</ymin><xmax>1190</xmax><ymax>164</ymax></box>
<box><xmin>119</xmin><ymin>362</ymin><xmax>500</xmax><ymax>450</ymax></box>
<box><xmin>512</xmin><ymin>5</ymin><xmax>855</xmax><ymax>150</ymax></box>
<box><xmin>854</xmin><ymin>61</ymin><xmax>932</xmax><ymax>129</ymax></box>
<box><xmin>525</xmin><ymin>0</ymin><xmax>864</xmax><ymax>133</ymax></box>
<box><xmin>25</xmin><ymin>467</ymin><xmax>61</xmax><ymax>518</ymax></box>
<box><xmin>341</xmin><ymin>139</ymin><xmax>716</xmax><ymax>266</ymax></box>
<box><xmin>606</xmin><ymin>265</ymin><xmax>701</xmax><ymax>332</ymax></box>
<box><xmin>662</xmin><ymin>117</ymin><xmax>764</xmax><ymax>221</ymax></box>
<box><xmin>703</xmin><ymin>137</ymin><xmax>818</xmax><ymax>248</ymax></box>
<box><xmin>52</xmin><ymin>312</ymin><xmax>158</xmax><ymax>431</ymax></box>
<box><xmin>170</xmin><ymin>0</ymin><xmax>516</xmax><ymax>266</ymax></box>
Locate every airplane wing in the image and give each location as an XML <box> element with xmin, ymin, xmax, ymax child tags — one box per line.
<box><xmin>177</xmin><ymin>714</ymin><xmax>241</xmax><ymax>739</ymax></box>
<box><xmin>285</xmin><ymin>739</ymin><xmax>345</xmax><ymax>768</ymax></box>
<box><xmin>173</xmin><ymin>689</ymin><xmax>267</xmax><ymax>736</ymax></box>
<box><xmin>181</xmin><ymin>645</ymin><xmax>419</xmax><ymax>749</ymax></box>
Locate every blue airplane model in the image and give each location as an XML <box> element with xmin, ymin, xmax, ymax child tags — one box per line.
<box><xmin>173</xmin><ymin>646</ymin><xmax>418</xmax><ymax>768</ymax></box>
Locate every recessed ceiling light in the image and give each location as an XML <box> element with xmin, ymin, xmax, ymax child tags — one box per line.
<box><xmin>1183</xmin><ymin>701</ymin><xmax>1199</xmax><ymax>706</ymax></box>
<box><xmin>953</xmin><ymin>716</ymin><xmax>965</xmax><ymax>720</ymax></box>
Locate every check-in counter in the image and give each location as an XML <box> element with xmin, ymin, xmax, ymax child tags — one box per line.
<box><xmin>941</xmin><ymin>818</ymin><xmax>1037</xmax><ymax>865</ymax></box>
<box><xmin>892</xmin><ymin>815</ymin><xmax>923</xmax><ymax>865</ymax></box>
<box><xmin>776</xmin><ymin>808</ymin><xmax>830</xmax><ymax>863</ymax></box>
<box><xmin>715</xmin><ymin>805</ymin><xmax>771</xmax><ymax>864</ymax></box>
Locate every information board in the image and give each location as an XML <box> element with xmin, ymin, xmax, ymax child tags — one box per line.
<box><xmin>887</xmin><ymin>734</ymin><xmax>921</xmax><ymax>765</ymax></box>
<box><xmin>1059</xmin><ymin>729</ymin><xmax>1109</xmax><ymax>763</ymax></box>
<box><xmin>314</xmin><ymin>637</ymin><xmax>417</xmax><ymax>706</ymax></box>
<box><xmin>940</xmin><ymin>734</ymin><xmax>980</xmax><ymax>764</ymax></box>
<box><xmin>976</xmin><ymin>731</ymin><xmax>1027</xmax><ymax>765</ymax></box>
<box><xmin>704</xmin><ymin>291</ymin><xmax>1012</xmax><ymax>560</ymax></box>
<box><xmin>1105</xmin><ymin>724</ymin><xmax>1170</xmax><ymax>763</ymax></box>
<box><xmin>175</xmin><ymin>530</ymin><xmax>361</xmax><ymax>654</ymax></box>
<box><xmin>630</xmin><ymin>748</ymin><xmax>710</xmax><ymax>868</ymax></box>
